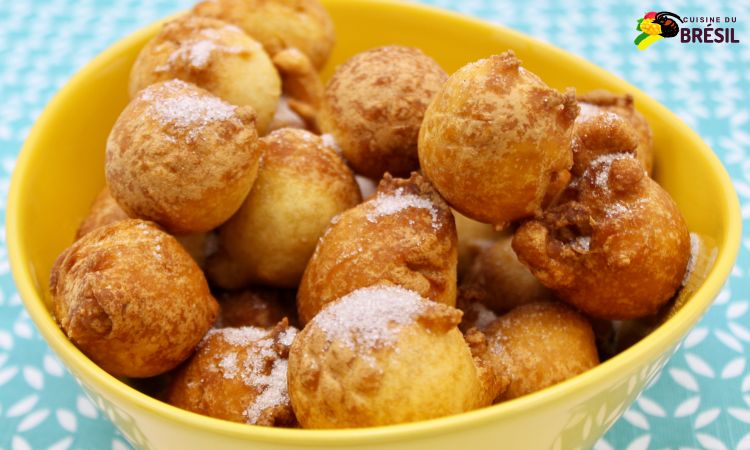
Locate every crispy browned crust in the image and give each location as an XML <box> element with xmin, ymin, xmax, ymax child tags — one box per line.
<box><xmin>106</xmin><ymin>80</ymin><xmax>260</xmax><ymax>234</ymax></box>
<box><xmin>418</xmin><ymin>50</ymin><xmax>577</xmax><ymax>228</ymax></box>
<box><xmin>206</xmin><ymin>128</ymin><xmax>361</xmax><ymax>289</ymax></box>
<box><xmin>486</xmin><ymin>302</ymin><xmax>599</xmax><ymax>401</ymax></box>
<box><xmin>578</xmin><ymin>90</ymin><xmax>654</xmax><ymax>174</ymax></box>
<box><xmin>460</xmin><ymin>235</ymin><xmax>552</xmax><ymax>313</ymax></box>
<box><xmin>512</xmin><ymin>155</ymin><xmax>690</xmax><ymax>319</ymax></box>
<box><xmin>76</xmin><ymin>187</ymin><xmax>130</xmax><ymax>239</ymax></box>
<box><xmin>319</xmin><ymin>46</ymin><xmax>448</xmax><ymax>178</ymax></box>
<box><xmin>296</xmin><ymin>172</ymin><xmax>458</xmax><ymax>324</ymax></box>
<box><xmin>128</xmin><ymin>15</ymin><xmax>281</xmax><ymax>133</ymax></box>
<box><xmin>216</xmin><ymin>287</ymin><xmax>298</xmax><ymax>329</ymax></box>
<box><xmin>49</xmin><ymin>219</ymin><xmax>219</xmax><ymax>378</ymax></box>
<box><xmin>570</xmin><ymin>109</ymin><xmax>639</xmax><ymax>176</ymax></box>
<box><xmin>192</xmin><ymin>0</ymin><xmax>334</xmax><ymax>70</ymax></box>
<box><xmin>288</xmin><ymin>288</ymin><xmax>493</xmax><ymax>428</ymax></box>
<box><xmin>167</xmin><ymin>319</ymin><xmax>298</xmax><ymax>427</ymax></box>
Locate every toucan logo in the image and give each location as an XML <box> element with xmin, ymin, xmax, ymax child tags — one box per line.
<box><xmin>634</xmin><ymin>11</ymin><xmax>683</xmax><ymax>50</ymax></box>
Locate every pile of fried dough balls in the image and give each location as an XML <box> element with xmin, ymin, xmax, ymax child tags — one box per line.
<box><xmin>50</xmin><ymin>0</ymin><xmax>705</xmax><ymax>430</ymax></box>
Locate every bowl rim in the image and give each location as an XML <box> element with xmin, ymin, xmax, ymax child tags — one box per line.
<box><xmin>7</xmin><ymin>0</ymin><xmax>742</xmax><ymax>445</ymax></box>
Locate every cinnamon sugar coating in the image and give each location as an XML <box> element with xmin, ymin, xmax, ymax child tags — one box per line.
<box><xmin>296</xmin><ymin>172</ymin><xmax>457</xmax><ymax>324</ymax></box>
<box><xmin>512</xmin><ymin>154</ymin><xmax>690</xmax><ymax>319</ymax></box>
<box><xmin>106</xmin><ymin>80</ymin><xmax>260</xmax><ymax>234</ymax></box>
<box><xmin>167</xmin><ymin>319</ymin><xmax>298</xmax><ymax>426</ymax></box>
<box><xmin>578</xmin><ymin>90</ymin><xmax>654</xmax><ymax>174</ymax></box>
<box><xmin>319</xmin><ymin>46</ymin><xmax>447</xmax><ymax>178</ymax></box>
<box><xmin>129</xmin><ymin>15</ymin><xmax>281</xmax><ymax>133</ymax></box>
<box><xmin>288</xmin><ymin>286</ymin><xmax>506</xmax><ymax>428</ymax></box>
<box><xmin>49</xmin><ymin>219</ymin><xmax>219</xmax><ymax>378</ymax></box>
<box><xmin>418</xmin><ymin>51</ymin><xmax>577</xmax><ymax>228</ymax></box>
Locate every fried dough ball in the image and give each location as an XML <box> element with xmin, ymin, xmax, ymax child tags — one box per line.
<box><xmin>578</xmin><ymin>90</ymin><xmax>653</xmax><ymax>174</ymax></box>
<box><xmin>128</xmin><ymin>16</ymin><xmax>281</xmax><ymax>134</ymax></box>
<box><xmin>167</xmin><ymin>320</ymin><xmax>298</xmax><ymax>426</ymax></box>
<box><xmin>207</xmin><ymin>128</ymin><xmax>361</xmax><ymax>289</ymax></box>
<box><xmin>106</xmin><ymin>80</ymin><xmax>260</xmax><ymax>234</ymax></box>
<box><xmin>216</xmin><ymin>287</ymin><xmax>298</xmax><ymax>328</ymax></box>
<box><xmin>297</xmin><ymin>172</ymin><xmax>457</xmax><ymax>324</ymax></box>
<box><xmin>418</xmin><ymin>51</ymin><xmax>578</xmax><ymax>227</ymax></box>
<box><xmin>512</xmin><ymin>154</ymin><xmax>691</xmax><ymax>319</ymax></box>
<box><xmin>461</xmin><ymin>235</ymin><xmax>551</xmax><ymax>313</ymax></box>
<box><xmin>49</xmin><ymin>220</ymin><xmax>219</xmax><ymax>378</ymax></box>
<box><xmin>571</xmin><ymin>108</ymin><xmax>640</xmax><ymax>177</ymax></box>
<box><xmin>485</xmin><ymin>302</ymin><xmax>599</xmax><ymax>401</ymax></box>
<box><xmin>76</xmin><ymin>187</ymin><xmax>129</xmax><ymax>239</ymax></box>
<box><xmin>192</xmin><ymin>0</ymin><xmax>334</xmax><ymax>70</ymax></box>
<box><xmin>288</xmin><ymin>286</ymin><xmax>506</xmax><ymax>428</ymax></box>
<box><xmin>454</xmin><ymin>210</ymin><xmax>504</xmax><ymax>278</ymax></box>
<box><xmin>319</xmin><ymin>46</ymin><xmax>448</xmax><ymax>179</ymax></box>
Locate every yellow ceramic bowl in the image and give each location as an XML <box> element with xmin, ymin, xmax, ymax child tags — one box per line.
<box><xmin>7</xmin><ymin>1</ymin><xmax>741</xmax><ymax>449</ymax></box>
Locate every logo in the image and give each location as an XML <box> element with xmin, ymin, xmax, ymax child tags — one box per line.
<box><xmin>634</xmin><ymin>11</ymin><xmax>740</xmax><ymax>50</ymax></box>
<box><xmin>634</xmin><ymin>11</ymin><xmax>683</xmax><ymax>50</ymax></box>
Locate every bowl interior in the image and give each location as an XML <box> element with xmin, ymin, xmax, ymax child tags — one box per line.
<box><xmin>7</xmin><ymin>0</ymin><xmax>741</xmax><ymax>445</ymax></box>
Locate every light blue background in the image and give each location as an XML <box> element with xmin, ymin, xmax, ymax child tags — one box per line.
<box><xmin>1</xmin><ymin>1</ymin><xmax>748</xmax><ymax>449</ymax></box>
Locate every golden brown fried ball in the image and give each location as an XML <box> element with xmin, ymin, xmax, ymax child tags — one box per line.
<box><xmin>167</xmin><ymin>320</ymin><xmax>298</xmax><ymax>426</ymax></box>
<box><xmin>297</xmin><ymin>172</ymin><xmax>457</xmax><ymax>324</ymax></box>
<box><xmin>578</xmin><ymin>90</ymin><xmax>653</xmax><ymax>174</ymax></box>
<box><xmin>454</xmin><ymin>210</ymin><xmax>504</xmax><ymax>278</ymax></box>
<box><xmin>512</xmin><ymin>154</ymin><xmax>691</xmax><ymax>319</ymax></box>
<box><xmin>106</xmin><ymin>79</ymin><xmax>260</xmax><ymax>234</ymax></box>
<box><xmin>319</xmin><ymin>46</ymin><xmax>448</xmax><ymax>179</ymax></box>
<box><xmin>418</xmin><ymin>51</ymin><xmax>578</xmax><ymax>228</ymax></box>
<box><xmin>49</xmin><ymin>219</ymin><xmax>219</xmax><ymax>378</ymax></box>
<box><xmin>288</xmin><ymin>285</ymin><xmax>506</xmax><ymax>428</ymax></box>
<box><xmin>207</xmin><ymin>128</ymin><xmax>360</xmax><ymax>289</ymax></box>
<box><xmin>485</xmin><ymin>302</ymin><xmax>599</xmax><ymax>401</ymax></box>
<box><xmin>76</xmin><ymin>187</ymin><xmax>129</xmax><ymax>239</ymax></box>
<box><xmin>570</xmin><ymin>107</ymin><xmax>640</xmax><ymax>177</ymax></box>
<box><xmin>460</xmin><ymin>235</ymin><xmax>551</xmax><ymax>313</ymax></box>
<box><xmin>192</xmin><ymin>0</ymin><xmax>334</xmax><ymax>70</ymax></box>
<box><xmin>216</xmin><ymin>287</ymin><xmax>298</xmax><ymax>329</ymax></box>
<box><xmin>129</xmin><ymin>15</ymin><xmax>281</xmax><ymax>134</ymax></box>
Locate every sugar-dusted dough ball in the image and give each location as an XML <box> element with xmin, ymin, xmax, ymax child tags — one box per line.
<box><xmin>288</xmin><ymin>286</ymin><xmax>506</xmax><ymax>428</ymax></box>
<box><xmin>193</xmin><ymin>0</ymin><xmax>334</xmax><ymax>70</ymax></box>
<box><xmin>486</xmin><ymin>302</ymin><xmax>599</xmax><ymax>401</ymax></box>
<box><xmin>106</xmin><ymin>80</ymin><xmax>260</xmax><ymax>234</ymax></box>
<box><xmin>207</xmin><ymin>128</ymin><xmax>361</xmax><ymax>289</ymax></box>
<box><xmin>49</xmin><ymin>220</ymin><xmax>219</xmax><ymax>378</ymax></box>
<box><xmin>513</xmin><ymin>154</ymin><xmax>690</xmax><ymax>319</ymax></box>
<box><xmin>578</xmin><ymin>90</ymin><xmax>653</xmax><ymax>174</ymax></box>
<box><xmin>129</xmin><ymin>16</ymin><xmax>280</xmax><ymax>134</ymax></box>
<box><xmin>167</xmin><ymin>320</ymin><xmax>298</xmax><ymax>426</ymax></box>
<box><xmin>216</xmin><ymin>287</ymin><xmax>298</xmax><ymax>329</ymax></box>
<box><xmin>419</xmin><ymin>51</ymin><xmax>578</xmax><ymax>228</ymax></box>
<box><xmin>297</xmin><ymin>173</ymin><xmax>457</xmax><ymax>324</ymax></box>
<box><xmin>319</xmin><ymin>46</ymin><xmax>447</xmax><ymax>179</ymax></box>
<box><xmin>76</xmin><ymin>187</ymin><xmax>129</xmax><ymax>239</ymax></box>
<box><xmin>460</xmin><ymin>235</ymin><xmax>551</xmax><ymax>313</ymax></box>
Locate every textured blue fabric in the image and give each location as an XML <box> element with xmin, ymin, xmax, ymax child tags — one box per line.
<box><xmin>1</xmin><ymin>1</ymin><xmax>748</xmax><ymax>449</ymax></box>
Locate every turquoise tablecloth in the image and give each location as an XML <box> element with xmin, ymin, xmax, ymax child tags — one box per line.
<box><xmin>1</xmin><ymin>0</ymin><xmax>749</xmax><ymax>448</ymax></box>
